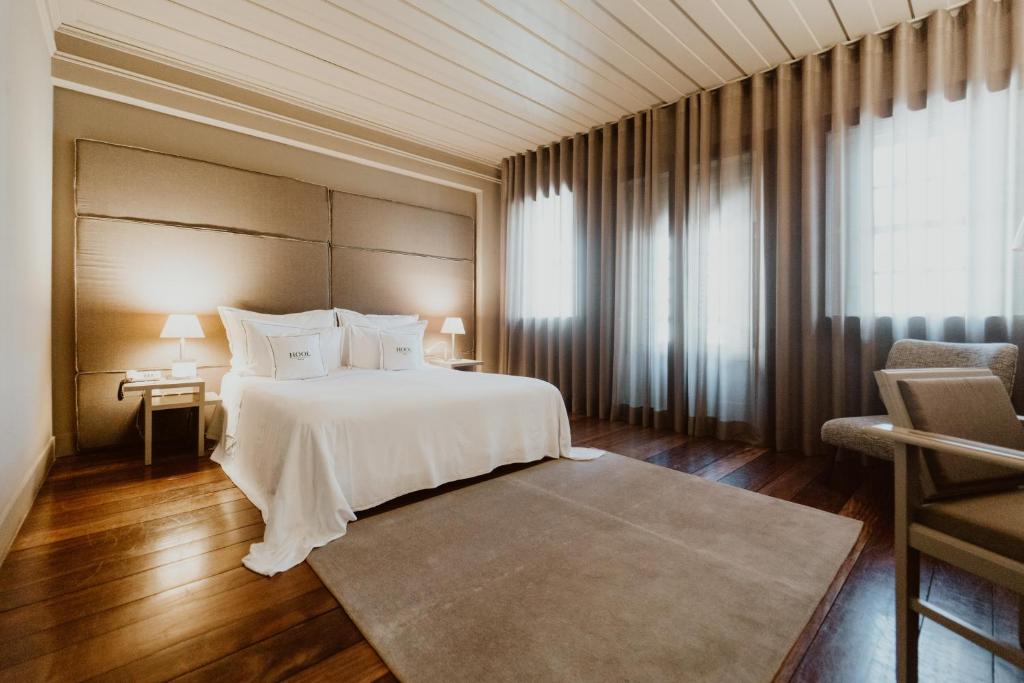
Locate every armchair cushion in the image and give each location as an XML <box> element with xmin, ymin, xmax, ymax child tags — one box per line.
<box><xmin>886</xmin><ymin>339</ymin><xmax>1018</xmax><ymax>395</ymax></box>
<box><xmin>917</xmin><ymin>489</ymin><xmax>1024</xmax><ymax>563</ymax></box>
<box><xmin>899</xmin><ymin>376</ymin><xmax>1024</xmax><ymax>499</ymax></box>
<box><xmin>821</xmin><ymin>416</ymin><xmax>894</xmax><ymax>460</ymax></box>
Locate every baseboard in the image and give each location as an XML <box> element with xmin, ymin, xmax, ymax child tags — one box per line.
<box><xmin>0</xmin><ymin>436</ymin><xmax>56</xmax><ymax>567</ymax></box>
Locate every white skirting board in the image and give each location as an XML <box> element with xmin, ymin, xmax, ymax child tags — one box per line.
<box><xmin>0</xmin><ymin>436</ymin><xmax>55</xmax><ymax>567</ymax></box>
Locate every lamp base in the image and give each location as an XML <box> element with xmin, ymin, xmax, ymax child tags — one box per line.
<box><xmin>171</xmin><ymin>360</ymin><xmax>198</xmax><ymax>379</ymax></box>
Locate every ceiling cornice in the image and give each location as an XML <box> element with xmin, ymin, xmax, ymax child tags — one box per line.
<box><xmin>52</xmin><ymin>26</ymin><xmax>501</xmax><ymax>187</ymax></box>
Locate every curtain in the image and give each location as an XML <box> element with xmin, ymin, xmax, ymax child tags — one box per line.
<box><xmin>501</xmin><ymin>0</ymin><xmax>1024</xmax><ymax>455</ymax></box>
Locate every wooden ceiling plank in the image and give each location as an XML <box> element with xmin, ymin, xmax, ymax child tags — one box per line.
<box><xmin>620</xmin><ymin>0</ymin><xmax>745</xmax><ymax>87</ymax></box>
<box><xmin>749</xmin><ymin>0</ymin><xmax>828</xmax><ymax>57</ymax></box>
<box><xmin>442</xmin><ymin>0</ymin><xmax>653</xmax><ymax>114</ymax></box>
<box><xmin>793</xmin><ymin>0</ymin><xmax>848</xmax><ymax>46</ymax></box>
<box><xmin>559</xmin><ymin>0</ymin><xmax>698</xmax><ymax>96</ymax></box>
<box><xmin>101</xmin><ymin>0</ymin><xmax>535</xmax><ymax>153</ymax></box>
<box><xmin>267</xmin><ymin>0</ymin><xmax>584</xmax><ymax>139</ymax></box>
<box><xmin>401</xmin><ymin>0</ymin><xmax>634</xmax><ymax>120</ymax></box>
<box><xmin>707</xmin><ymin>0</ymin><xmax>792</xmax><ymax>63</ymax></box>
<box><xmin>673</xmin><ymin>0</ymin><xmax>769</xmax><ymax>74</ymax></box>
<box><xmin>173</xmin><ymin>0</ymin><xmax>554</xmax><ymax>149</ymax></box>
<box><xmin>337</xmin><ymin>0</ymin><xmax>610</xmax><ymax>130</ymax></box>
<box><xmin>481</xmin><ymin>0</ymin><xmax>674</xmax><ymax>105</ymax></box>
<box><xmin>830</xmin><ymin>0</ymin><xmax>880</xmax><ymax>37</ymax></box>
<box><xmin>75</xmin><ymin>0</ymin><xmax>515</xmax><ymax>161</ymax></box>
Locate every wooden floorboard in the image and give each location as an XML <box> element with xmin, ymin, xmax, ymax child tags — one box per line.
<box><xmin>0</xmin><ymin>418</ymin><xmax>1020</xmax><ymax>682</ymax></box>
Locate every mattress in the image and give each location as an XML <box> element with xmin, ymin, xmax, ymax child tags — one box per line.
<box><xmin>212</xmin><ymin>366</ymin><xmax>599</xmax><ymax>575</ymax></box>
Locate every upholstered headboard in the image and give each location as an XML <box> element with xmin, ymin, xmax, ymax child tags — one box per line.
<box><xmin>74</xmin><ymin>140</ymin><xmax>475</xmax><ymax>450</ymax></box>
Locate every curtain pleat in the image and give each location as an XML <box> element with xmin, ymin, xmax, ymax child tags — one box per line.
<box><xmin>501</xmin><ymin>0</ymin><xmax>1024</xmax><ymax>455</ymax></box>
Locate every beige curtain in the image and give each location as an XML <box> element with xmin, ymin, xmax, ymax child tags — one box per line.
<box><xmin>501</xmin><ymin>0</ymin><xmax>1024</xmax><ymax>455</ymax></box>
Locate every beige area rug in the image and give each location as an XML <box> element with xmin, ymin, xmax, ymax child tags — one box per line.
<box><xmin>308</xmin><ymin>453</ymin><xmax>862</xmax><ymax>682</ymax></box>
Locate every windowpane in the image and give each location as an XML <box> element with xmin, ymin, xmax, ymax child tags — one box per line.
<box><xmin>512</xmin><ymin>189</ymin><xmax>575</xmax><ymax>320</ymax></box>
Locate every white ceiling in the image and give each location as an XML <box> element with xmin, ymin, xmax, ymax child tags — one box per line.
<box><xmin>54</xmin><ymin>0</ymin><xmax>959</xmax><ymax>166</ymax></box>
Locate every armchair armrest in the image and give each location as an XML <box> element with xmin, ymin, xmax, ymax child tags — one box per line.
<box><xmin>870</xmin><ymin>423</ymin><xmax>1024</xmax><ymax>473</ymax></box>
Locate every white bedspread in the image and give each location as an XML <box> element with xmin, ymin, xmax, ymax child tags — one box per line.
<box><xmin>212</xmin><ymin>367</ymin><xmax>599</xmax><ymax>575</ymax></box>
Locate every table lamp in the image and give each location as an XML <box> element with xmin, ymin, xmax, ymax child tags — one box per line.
<box><xmin>161</xmin><ymin>314</ymin><xmax>204</xmax><ymax>378</ymax></box>
<box><xmin>441</xmin><ymin>317</ymin><xmax>465</xmax><ymax>360</ymax></box>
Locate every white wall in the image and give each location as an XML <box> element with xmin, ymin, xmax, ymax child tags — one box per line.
<box><xmin>0</xmin><ymin>0</ymin><xmax>55</xmax><ymax>560</ymax></box>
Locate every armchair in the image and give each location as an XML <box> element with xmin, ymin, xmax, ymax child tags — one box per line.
<box><xmin>872</xmin><ymin>375</ymin><xmax>1024</xmax><ymax>682</ymax></box>
<box><xmin>823</xmin><ymin>339</ymin><xmax>1018</xmax><ymax>461</ymax></box>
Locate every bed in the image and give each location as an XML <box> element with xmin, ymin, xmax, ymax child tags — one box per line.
<box><xmin>212</xmin><ymin>366</ymin><xmax>598</xmax><ymax>575</ymax></box>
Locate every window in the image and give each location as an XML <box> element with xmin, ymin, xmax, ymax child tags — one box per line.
<box><xmin>870</xmin><ymin>102</ymin><xmax>972</xmax><ymax>318</ymax></box>
<box><xmin>826</xmin><ymin>84</ymin><xmax>1019</xmax><ymax>328</ymax></box>
<box><xmin>510</xmin><ymin>188</ymin><xmax>576</xmax><ymax>320</ymax></box>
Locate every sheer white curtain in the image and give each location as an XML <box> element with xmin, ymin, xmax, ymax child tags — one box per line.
<box><xmin>828</xmin><ymin>14</ymin><xmax>1024</xmax><ymax>343</ymax></box>
<box><xmin>612</xmin><ymin>114</ymin><xmax>671</xmax><ymax>414</ymax></box>
<box><xmin>677</xmin><ymin>87</ymin><xmax>765</xmax><ymax>439</ymax></box>
<box><xmin>504</xmin><ymin>183</ymin><xmax>576</xmax><ymax>321</ymax></box>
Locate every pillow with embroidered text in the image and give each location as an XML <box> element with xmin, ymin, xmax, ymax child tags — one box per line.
<box><xmin>381</xmin><ymin>321</ymin><xmax>427</xmax><ymax>371</ymax></box>
<box><xmin>218</xmin><ymin>307</ymin><xmax>334</xmax><ymax>370</ymax></box>
<box><xmin>241</xmin><ymin>319</ymin><xmax>343</xmax><ymax>376</ymax></box>
<box><xmin>335</xmin><ymin>309</ymin><xmax>418</xmax><ymax>366</ymax></box>
<box><xmin>267</xmin><ymin>333</ymin><xmax>327</xmax><ymax>381</ymax></box>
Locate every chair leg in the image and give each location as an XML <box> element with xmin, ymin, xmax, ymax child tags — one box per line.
<box><xmin>895</xmin><ymin>544</ymin><xmax>920</xmax><ymax>683</ymax></box>
<box><xmin>894</xmin><ymin>441</ymin><xmax>920</xmax><ymax>683</ymax></box>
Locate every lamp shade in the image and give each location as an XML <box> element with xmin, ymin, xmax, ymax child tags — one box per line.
<box><xmin>441</xmin><ymin>317</ymin><xmax>466</xmax><ymax>335</ymax></box>
<box><xmin>1013</xmin><ymin>216</ymin><xmax>1024</xmax><ymax>251</ymax></box>
<box><xmin>160</xmin><ymin>314</ymin><xmax>205</xmax><ymax>339</ymax></box>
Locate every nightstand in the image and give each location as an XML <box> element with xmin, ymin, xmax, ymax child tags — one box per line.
<box><xmin>429</xmin><ymin>358</ymin><xmax>484</xmax><ymax>372</ymax></box>
<box><xmin>121</xmin><ymin>378</ymin><xmax>221</xmax><ymax>465</ymax></box>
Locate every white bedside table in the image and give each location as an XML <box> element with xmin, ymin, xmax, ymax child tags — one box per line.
<box><xmin>429</xmin><ymin>358</ymin><xmax>484</xmax><ymax>372</ymax></box>
<box><xmin>121</xmin><ymin>377</ymin><xmax>221</xmax><ymax>465</ymax></box>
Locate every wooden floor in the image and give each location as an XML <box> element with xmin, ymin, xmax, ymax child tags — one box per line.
<box><xmin>0</xmin><ymin>416</ymin><xmax>1020</xmax><ymax>682</ymax></box>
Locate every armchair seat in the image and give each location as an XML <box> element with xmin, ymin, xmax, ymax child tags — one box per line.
<box><xmin>821</xmin><ymin>415</ymin><xmax>893</xmax><ymax>460</ymax></box>
<box><xmin>917</xmin><ymin>488</ymin><xmax>1024</xmax><ymax>563</ymax></box>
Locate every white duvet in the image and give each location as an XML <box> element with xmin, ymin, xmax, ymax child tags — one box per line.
<box><xmin>212</xmin><ymin>366</ymin><xmax>599</xmax><ymax>575</ymax></box>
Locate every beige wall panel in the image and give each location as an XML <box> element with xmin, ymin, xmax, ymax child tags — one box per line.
<box><xmin>76</xmin><ymin>141</ymin><xmax>329</xmax><ymax>241</ymax></box>
<box><xmin>76</xmin><ymin>217</ymin><xmax>330</xmax><ymax>372</ymax></box>
<box><xmin>332</xmin><ymin>191</ymin><xmax>475</xmax><ymax>260</ymax></box>
<box><xmin>54</xmin><ymin>90</ymin><xmax>498</xmax><ymax>456</ymax></box>
<box><xmin>77</xmin><ymin>367</ymin><xmax>228</xmax><ymax>451</ymax></box>
<box><xmin>332</xmin><ymin>247</ymin><xmax>475</xmax><ymax>355</ymax></box>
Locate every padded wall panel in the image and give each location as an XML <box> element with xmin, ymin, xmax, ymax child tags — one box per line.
<box><xmin>332</xmin><ymin>191</ymin><xmax>475</xmax><ymax>260</ymax></box>
<box><xmin>77</xmin><ymin>217</ymin><xmax>330</xmax><ymax>372</ymax></box>
<box><xmin>77</xmin><ymin>367</ymin><xmax>228</xmax><ymax>451</ymax></box>
<box><xmin>77</xmin><ymin>141</ymin><xmax>330</xmax><ymax>241</ymax></box>
<box><xmin>331</xmin><ymin>247</ymin><xmax>475</xmax><ymax>354</ymax></box>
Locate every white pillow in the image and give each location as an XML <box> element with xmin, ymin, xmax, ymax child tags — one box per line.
<box><xmin>335</xmin><ymin>308</ymin><xmax>418</xmax><ymax>329</ymax></box>
<box><xmin>241</xmin><ymin>320</ymin><xmax>343</xmax><ymax>376</ymax></box>
<box><xmin>335</xmin><ymin>309</ymin><xmax>418</xmax><ymax>366</ymax></box>
<box><xmin>218</xmin><ymin>307</ymin><xmax>335</xmax><ymax>370</ymax></box>
<box><xmin>266</xmin><ymin>333</ymin><xmax>327</xmax><ymax>381</ymax></box>
<box><xmin>381</xmin><ymin>321</ymin><xmax>427</xmax><ymax>371</ymax></box>
<box><xmin>348</xmin><ymin>324</ymin><xmax>383</xmax><ymax>369</ymax></box>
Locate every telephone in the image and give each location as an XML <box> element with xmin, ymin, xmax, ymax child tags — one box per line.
<box><xmin>117</xmin><ymin>369</ymin><xmax>164</xmax><ymax>401</ymax></box>
<box><xmin>126</xmin><ymin>369</ymin><xmax>163</xmax><ymax>382</ymax></box>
